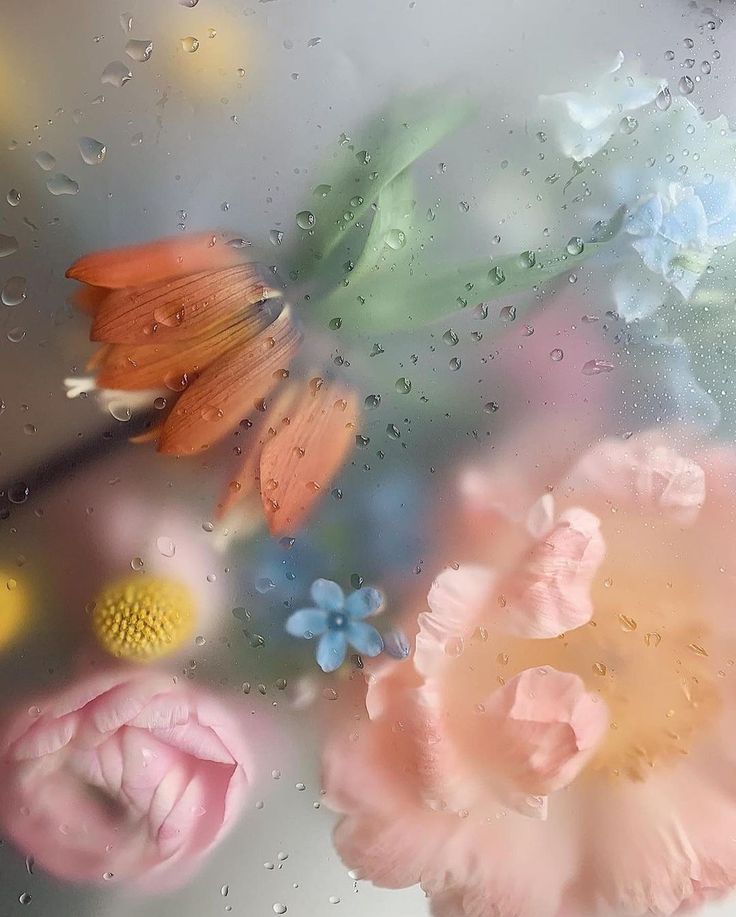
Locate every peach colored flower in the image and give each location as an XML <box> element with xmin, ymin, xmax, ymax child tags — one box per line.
<box><xmin>0</xmin><ymin>669</ymin><xmax>256</xmax><ymax>889</ymax></box>
<box><xmin>66</xmin><ymin>233</ymin><xmax>358</xmax><ymax>535</ymax></box>
<box><xmin>324</xmin><ymin>433</ymin><xmax>736</xmax><ymax>916</ymax></box>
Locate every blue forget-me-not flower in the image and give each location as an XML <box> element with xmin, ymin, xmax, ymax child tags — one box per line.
<box><xmin>625</xmin><ymin>178</ymin><xmax>736</xmax><ymax>300</ymax></box>
<box><xmin>285</xmin><ymin>579</ymin><xmax>385</xmax><ymax>672</ymax></box>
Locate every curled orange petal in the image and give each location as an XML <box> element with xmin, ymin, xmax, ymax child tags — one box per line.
<box><xmin>66</xmin><ymin>232</ymin><xmax>251</xmax><ymax>289</ymax></box>
<box><xmin>70</xmin><ymin>284</ymin><xmax>110</xmax><ymax>316</ymax></box>
<box><xmin>90</xmin><ymin>265</ymin><xmax>278</xmax><ymax>344</ymax></box>
<box><xmin>157</xmin><ymin>307</ymin><xmax>303</xmax><ymax>456</ymax></box>
<box><xmin>94</xmin><ymin>304</ymin><xmax>277</xmax><ymax>391</ymax></box>
<box><xmin>259</xmin><ymin>381</ymin><xmax>359</xmax><ymax>535</ymax></box>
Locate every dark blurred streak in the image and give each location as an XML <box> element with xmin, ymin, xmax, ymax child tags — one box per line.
<box><xmin>0</xmin><ymin>412</ymin><xmax>155</xmax><ymax>518</ymax></box>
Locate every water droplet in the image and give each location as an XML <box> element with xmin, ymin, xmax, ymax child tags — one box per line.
<box><xmin>386</xmin><ymin>423</ymin><xmax>400</xmax><ymax>439</ymax></box>
<box><xmin>385</xmin><ymin>228</ymin><xmax>406</xmax><ymax>250</ymax></box>
<box><xmin>483</xmin><ymin>401</ymin><xmax>499</xmax><ymax>414</ymax></box>
<box><xmin>549</xmin><ymin>348</ymin><xmax>564</xmax><ymax>362</ymax></box>
<box><xmin>329</xmin><ymin>897</ymin><xmax>341</xmax><ymax>905</ymax></box>
<box><xmin>678</xmin><ymin>76</ymin><xmax>695</xmax><ymax>95</ymax></box>
<box><xmin>582</xmin><ymin>359</ymin><xmax>614</xmax><ymax>375</ymax></box>
<box><xmin>689</xmin><ymin>642</ymin><xmax>708</xmax><ymax>657</ymax></box>
<box><xmin>395</xmin><ymin>377</ymin><xmax>411</xmax><ymax>394</ymax></box>
<box><xmin>313</xmin><ymin>183</ymin><xmax>332</xmax><ymax>197</ymax></box>
<box><xmin>592</xmin><ymin>662</ymin><xmax>607</xmax><ymax>676</ymax></box>
<box><xmin>7</xmin><ymin>189</ymin><xmax>21</xmax><ymax>206</ymax></box>
<box><xmin>2</xmin><ymin>277</ymin><xmax>26</xmax><ymax>306</ymax></box>
<box><xmin>101</xmin><ymin>61</ymin><xmax>133</xmax><ymax>87</ymax></box>
<box><xmin>701</xmin><ymin>60</ymin><xmax>712</xmax><ymax>75</ymax></box>
<box><xmin>7</xmin><ymin>327</ymin><xmax>26</xmax><ymax>343</ymax></box>
<box><xmin>619</xmin><ymin>115</ymin><xmax>638</xmax><ymax>135</ymax></box>
<box><xmin>364</xmin><ymin>394</ymin><xmax>381</xmax><ymax>409</ymax></box>
<box><xmin>449</xmin><ymin>356</ymin><xmax>462</xmax><ymax>371</ymax></box>
<box><xmin>458</xmin><ymin>201</ymin><xmax>470</xmax><ymax>213</ymax></box>
<box><xmin>120</xmin><ymin>12</ymin><xmax>133</xmax><ymax>32</ymax></box>
<box><xmin>518</xmin><ymin>250</ymin><xmax>536</xmax><ymax>269</ymax></box>
<box><xmin>566</xmin><ymin>237</ymin><xmax>584</xmax><ymax>256</ymax></box>
<box><xmin>0</xmin><ymin>235</ymin><xmax>17</xmax><ymax>259</ymax></box>
<box><xmin>46</xmin><ymin>173</ymin><xmax>79</xmax><ymax>196</ymax></box>
<box><xmin>181</xmin><ymin>36</ymin><xmax>200</xmax><ymax>52</ymax></box>
<box><xmin>488</xmin><ymin>265</ymin><xmax>505</xmax><ymax>285</ymax></box>
<box><xmin>619</xmin><ymin>614</ymin><xmax>637</xmax><ymax>632</ymax></box>
<box><xmin>307</xmin><ymin>36</ymin><xmax>322</xmax><ymax>47</ymax></box>
<box><xmin>8</xmin><ymin>483</ymin><xmax>29</xmax><ymax>504</ymax></box>
<box><xmin>273</xmin><ymin>905</ymin><xmax>287</xmax><ymax>915</ymax></box>
<box><xmin>102</xmin><ymin>872</ymin><xmax>114</xmax><ymax>881</ymax></box>
<box><xmin>19</xmin><ymin>893</ymin><xmax>31</xmax><ymax>905</ymax></box>
<box><xmin>179</xmin><ymin>0</ymin><xmax>199</xmax><ymax>5</ymax></box>
<box><xmin>655</xmin><ymin>87</ymin><xmax>672</xmax><ymax>111</ymax></box>
<box><xmin>664</xmin><ymin>49</ymin><xmax>675</xmax><ymax>60</ymax></box>
<box><xmin>156</xmin><ymin>536</ymin><xmax>176</xmax><ymax>558</ymax></box>
<box><xmin>34</xmin><ymin>151</ymin><xmax>56</xmax><ymax>171</ymax></box>
<box><xmin>255</xmin><ymin>577</ymin><xmax>276</xmax><ymax>594</ymax></box>
<box><xmin>443</xmin><ymin>328</ymin><xmax>459</xmax><ymax>346</ymax></box>
<box><xmin>78</xmin><ymin>137</ymin><xmax>106</xmax><ymax>165</ymax></box>
<box><xmin>645</xmin><ymin>632</ymin><xmax>662</xmax><ymax>647</ymax></box>
<box><xmin>108</xmin><ymin>401</ymin><xmax>132</xmax><ymax>422</ymax></box>
<box><xmin>444</xmin><ymin>636</ymin><xmax>464</xmax><ymax>657</ymax></box>
<box><xmin>296</xmin><ymin>210</ymin><xmax>315</xmax><ymax>229</ymax></box>
<box><xmin>125</xmin><ymin>39</ymin><xmax>153</xmax><ymax>62</ymax></box>
<box><xmin>269</xmin><ymin>229</ymin><xmax>284</xmax><ymax>246</ymax></box>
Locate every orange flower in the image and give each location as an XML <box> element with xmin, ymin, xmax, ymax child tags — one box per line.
<box><xmin>66</xmin><ymin>232</ymin><xmax>359</xmax><ymax>535</ymax></box>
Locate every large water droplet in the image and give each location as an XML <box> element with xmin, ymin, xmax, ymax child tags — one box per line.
<box><xmin>488</xmin><ymin>265</ymin><xmax>505</xmax><ymax>285</ymax></box>
<box><xmin>443</xmin><ymin>328</ymin><xmax>459</xmax><ymax>346</ymax></box>
<box><xmin>582</xmin><ymin>359</ymin><xmax>614</xmax><ymax>375</ymax></box>
<box><xmin>618</xmin><ymin>115</ymin><xmax>638</xmax><ymax>135</ymax></box>
<box><xmin>78</xmin><ymin>137</ymin><xmax>107</xmax><ymax>165</ymax></box>
<box><xmin>181</xmin><ymin>36</ymin><xmax>200</xmax><ymax>53</ymax></box>
<box><xmin>549</xmin><ymin>348</ymin><xmax>564</xmax><ymax>362</ymax></box>
<box><xmin>269</xmin><ymin>229</ymin><xmax>283</xmax><ymax>246</ymax></box>
<box><xmin>313</xmin><ymin>183</ymin><xmax>332</xmax><ymax>197</ymax></box>
<box><xmin>34</xmin><ymin>151</ymin><xmax>56</xmax><ymax>171</ymax></box>
<box><xmin>179</xmin><ymin>0</ymin><xmax>199</xmax><ymax>5</ymax></box>
<box><xmin>655</xmin><ymin>87</ymin><xmax>672</xmax><ymax>110</ymax></box>
<box><xmin>108</xmin><ymin>401</ymin><xmax>132</xmax><ymax>422</ymax></box>
<box><xmin>2</xmin><ymin>276</ymin><xmax>27</xmax><ymax>306</ymax></box>
<box><xmin>6</xmin><ymin>189</ymin><xmax>21</xmax><ymax>207</ymax></box>
<box><xmin>518</xmin><ymin>250</ymin><xmax>536</xmax><ymax>269</ymax></box>
<box><xmin>0</xmin><ymin>235</ymin><xmax>18</xmax><ymax>258</ymax></box>
<box><xmin>46</xmin><ymin>174</ymin><xmax>79</xmax><ymax>196</ymax></box>
<box><xmin>364</xmin><ymin>394</ymin><xmax>381</xmax><ymax>409</ymax></box>
<box><xmin>296</xmin><ymin>210</ymin><xmax>316</xmax><ymax>229</ymax></box>
<box><xmin>125</xmin><ymin>39</ymin><xmax>153</xmax><ymax>62</ymax></box>
<box><xmin>678</xmin><ymin>75</ymin><xmax>695</xmax><ymax>95</ymax></box>
<box><xmin>385</xmin><ymin>228</ymin><xmax>406</xmax><ymax>250</ymax></box>
<box><xmin>395</xmin><ymin>377</ymin><xmax>412</xmax><ymax>394</ymax></box>
<box><xmin>566</xmin><ymin>236</ymin><xmax>584</xmax><ymax>256</ymax></box>
<box><xmin>156</xmin><ymin>536</ymin><xmax>176</xmax><ymax>558</ymax></box>
<box><xmin>101</xmin><ymin>61</ymin><xmax>133</xmax><ymax>87</ymax></box>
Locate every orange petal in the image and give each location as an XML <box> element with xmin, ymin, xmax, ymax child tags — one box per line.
<box><xmin>94</xmin><ymin>303</ymin><xmax>277</xmax><ymax>391</ymax></box>
<box><xmin>71</xmin><ymin>284</ymin><xmax>110</xmax><ymax>316</ymax></box>
<box><xmin>259</xmin><ymin>381</ymin><xmax>359</xmax><ymax>535</ymax></box>
<box><xmin>66</xmin><ymin>232</ymin><xmax>251</xmax><ymax>289</ymax></box>
<box><xmin>157</xmin><ymin>307</ymin><xmax>303</xmax><ymax>456</ymax></box>
<box><xmin>90</xmin><ymin>265</ymin><xmax>278</xmax><ymax>344</ymax></box>
<box><xmin>215</xmin><ymin>386</ymin><xmax>300</xmax><ymax>519</ymax></box>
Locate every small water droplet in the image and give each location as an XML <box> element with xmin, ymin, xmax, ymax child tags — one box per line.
<box><xmin>307</xmin><ymin>36</ymin><xmax>322</xmax><ymax>47</ymax></box>
<box><xmin>518</xmin><ymin>250</ymin><xmax>536</xmax><ymax>269</ymax></box>
<box><xmin>2</xmin><ymin>276</ymin><xmax>26</xmax><ymax>306</ymax></box>
<box><xmin>444</xmin><ymin>636</ymin><xmax>464</xmax><ymax>657</ymax></box>
<box><xmin>101</xmin><ymin>61</ymin><xmax>133</xmax><ymax>87</ymax></box>
<box><xmin>181</xmin><ymin>36</ymin><xmax>200</xmax><ymax>52</ymax></box>
<box><xmin>364</xmin><ymin>394</ymin><xmax>381</xmax><ymax>409</ymax></box>
<box><xmin>125</xmin><ymin>39</ymin><xmax>153</xmax><ymax>62</ymax></box>
<box><xmin>108</xmin><ymin>401</ymin><xmax>132</xmax><ymax>422</ymax></box>
<box><xmin>269</xmin><ymin>229</ymin><xmax>284</xmax><ymax>246</ymax></box>
<box><xmin>329</xmin><ymin>897</ymin><xmax>341</xmax><ymax>905</ymax></box>
<box><xmin>488</xmin><ymin>265</ymin><xmax>505</xmax><ymax>285</ymax></box>
<box><xmin>701</xmin><ymin>60</ymin><xmax>712</xmax><ymax>75</ymax></box>
<box><xmin>619</xmin><ymin>614</ymin><xmax>637</xmax><ymax>632</ymax></box>
<box><xmin>19</xmin><ymin>893</ymin><xmax>31</xmax><ymax>905</ymax></box>
<box><xmin>179</xmin><ymin>0</ymin><xmax>199</xmax><ymax>5</ymax></box>
<box><xmin>566</xmin><ymin>236</ymin><xmax>584</xmax><ymax>256</ymax></box>
<box><xmin>0</xmin><ymin>235</ymin><xmax>18</xmax><ymax>258</ymax></box>
<box><xmin>483</xmin><ymin>401</ymin><xmax>499</xmax><ymax>414</ymax></box>
<box><xmin>619</xmin><ymin>115</ymin><xmax>638</xmax><ymax>135</ymax></box>
<box><xmin>549</xmin><ymin>348</ymin><xmax>564</xmax><ymax>362</ymax></box>
<box><xmin>443</xmin><ymin>328</ymin><xmax>459</xmax><ymax>346</ymax></box>
<box><xmin>296</xmin><ymin>210</ymin><xmax>315</xmax><ymax>229</ymax></box>
<box><xmin>655</xmin><ymin>87</ymin><xmax>672</xmax><ymax>110</ymax></box>
<box><xmin>582</xmin><ymin>359</ymin><xmax>614</xmax><ymax>375</ymax></box>
<box><xmin>8</xmin><ymin>483</ymin><xmax>29</xmax><ymax>504</ymax></box>
<box><xmin>7</xmin><ymin>327</ymin><xmax>26</xmax><ymax>343</ymax></box>
<box><xmin>156</xmin><ymin>536</ymin><xmax>176</xmax><ymax>558</ymax></box>
<box><xmin>645</xmin><ymin>632</ymin><xmax>662</xmax><ymax>647</ymax></box>
<box><xmin>385</xmin><ymin>228</ymin><xmax>406</xmax><ymax>250</ymax></box>
<box><xmin>395</xmin><ymin>377</ymin><xmax>411</xmax><ymax>394</ymax></box>
<box><xmin>386</xmin><ymin>423</ymin><xmax>400</xmax><ymax>439</ymax></box>
<box><xmin>449</xmin><ymin>356</ymin><xmax>462</xmax><ymax>371</ymax></box>
<box><xmin>273</xmin><ymin>905</ymin><xmax>287</xmax><ymax>915</ymax></box>
<box><xmin>313</xmin><ymin>183</ymin><xmax>332</xmax><ymax>197</ymax></box>
<box><xmin>678</xmin><ymin>76</ymin><xmax>695</xmax><ymax>95</ymax></box>
<box><xmin>592</xmin><ymin>662</ymin><xmax>607</xmax><ymax>676</ymax></box>
<box><xmin>7</xmin><ymin>189</ymin><xmax>21</xmax><ymax>206</ymax></box>
<box><xmin>46</xmin><ymin>173</ymin><xmax>79</xmax><ymax>196</ymax></box>
<box><xmin>34</xmin><ymin>151</ymin><xmax>56</xmax><ymax>171</ymax></box>
<box><xmin>78</xmin><ymin>137</ymin><xmax>107</xmax><ymax>165</ymax></box>
<box><xmin>255</xmin><ymin>577</ymin><xmax>276</xmax><ymax>594</ymax></box>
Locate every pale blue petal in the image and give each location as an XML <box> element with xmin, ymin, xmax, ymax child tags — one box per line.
<box><xmin>316</xmin><ymin>630</ymin><xmax>348</xmax><ymax>672</ymax></box>
<box><xmin>670</xmin><ymin>267</ymin><xmax>701</xmax><ymax>299</ymax></box>
<box><xmin>285</xmin><ymin>608</ymin><xmax>329</xmax><ymax>639</ymax></box>
<box><xmin>563</xmin><ymin>94</ymin><xmax>612</xmax><ymax>131</ymax></box>
<box><xmin>660</xmin><ymin>197</ymin><xmax>708</xmax><ymax>247</ymax></box>
<box><xmin>384</xmin><ymin>629</ymin><xmax>411</xmax><ymax>660</ymax></box>
<box><xmin>694</xmin><ymin>178</ymin><xmax>736</xmax><ymax>224</ymax></box>
<box><xmin>626</xmin><ymin>195</ymin><xmax>663</xmax><ymax>238</ymax></box>
<box><xmin>346</xmin><ymin>622</ymin><xmax>384</xmax><ymax>657</ymax></box>
<box><xmin>632</xmin><ymin>235</ymin><xmax>677</xmax><ymax>276</ymax></box>
<box><xmin>310</xmin><ymin>578</ymin><xmax>344</xmax><ymax>612</ymax></box>
<box><xmin>613</xmin><ymin>264</ymin><xmax>666</xmax><ymax>322</ymax></box>
<box><xmin>708</xmin><ymin>210</ymin><xmax>736</xmax><ymax>246</ymax></box>
<box><xmin>344</xmin><ymin>587</ymin><xmax>384</xmax><ymax>619</ymax></box>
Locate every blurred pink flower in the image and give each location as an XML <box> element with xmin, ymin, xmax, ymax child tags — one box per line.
<box><xmin>324</xmin><ymin>432</ymin><xmax>736</xmax><ymax>916</ymax></box>
<box><xmin>0</xmin><ymin>669</ymin><xmax>256</xmax><ymax>889</ymax></box>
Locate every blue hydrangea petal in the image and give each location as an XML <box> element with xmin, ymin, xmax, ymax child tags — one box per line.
<box><xmin>344</xmin><ymin>587</ymin><xmax>384</xmax><ymax>619</ymax></box>
<box><xmin>708</xmin><ymin>210</ymin><xmax>736</xmax><ymax>246</ymax></box>
<box><xmin>346</xmin><ymin>621</ymin><xmax>384</xmax><ymax>658</ymax></box>
<box><xmin>626</xmin><ymin>195</ymin><xmax>663</xmax><ymax>238</ymax></box>
<box><xmin>660</xmin><ymin>197</ymin><xmax>708</xmax><ymax>247</ymax></box>
<box><xmin>285</xmin><ymin>608</ymin><xmax>329</xmax><ymax>639</ymax></box>
<box><xmin>310</xmin><ymin>578</ymin><xmax>345</xmax><ymax>613</ymax></box>
<box><xmin>631</xmin><ymin>235</ymin><xmax>678</xmax><ymax>276</ymax></box>
<box><xmin>316</xmin><ymin>630</ymin><xmax>348</xmax><ymax>672</ymax></box>
<box><xmin>694</xmin><ymin>178</ymin><xmax>736</xmax><ymax>224</ymax></box>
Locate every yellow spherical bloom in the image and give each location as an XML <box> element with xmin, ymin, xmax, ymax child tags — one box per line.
<box><xmin>92</xmin><ymin>576</ymin><xmax>194</xmax><ymax>662</ymax></box>
<box><xmin>0</xmin><ymin>572</ymin><xmax>29</xmax><ymax>648</ymax></box>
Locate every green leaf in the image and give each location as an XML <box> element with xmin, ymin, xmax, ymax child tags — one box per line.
<box><xmin>293</xmin><ymin>90</ymin><xmax>475</xmax><ymax>281</ymax></box>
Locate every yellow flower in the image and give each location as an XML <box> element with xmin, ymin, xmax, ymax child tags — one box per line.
<box><xmin>0</xmin><ymin>572</ymin><xmax>29</xmax><ymax>647</ymax></box>
<box><xmin>92</xmin><ymin>575</ymin><xmax>194</xmax><ymax>662</ymax></box>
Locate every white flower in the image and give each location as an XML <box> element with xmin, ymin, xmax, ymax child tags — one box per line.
<box><xmin>540</xmin><ymin>51</ymin><xmax>665</xmax><ymax>161</ymax></box>
<box><xmin>625</xmin><ymin>178</ymin><xmax>736</xmax><ymax>300</ymax></box>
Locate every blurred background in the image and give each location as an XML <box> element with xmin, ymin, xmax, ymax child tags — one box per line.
<box><xmin>1</xmin><ymin>0</ymin><xmax>735</xmax><ymax>914</ymax></box>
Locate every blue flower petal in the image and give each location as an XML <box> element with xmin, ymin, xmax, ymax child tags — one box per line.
<box><xmin>694</xmin><ymin>178</ymin><xmax>736</xmax><ymax>224</ymax></box>
<box><xmin>632</xmin><ymin>235</ymin><xmax>677</xmax><ymax>276</ymax></box>
<box><xmin>346</xmin><ymin>621</ymin><xmax>384</xmax><ymax>657</ymax></box>
<box><xmin>316</xmin><ymin>630</ymin><xmax>348</xmax><ymax>672</ymax></box>
<box><xmin>660</xmin><ymin>197</ymin><xmax>708</xmax><ymax>247</ymax></box>
<box><xmin>709</xmin><ymin>210</ymin><xmax>736</xmax><ymax>246</ymax></box>
<box><xmin>344</xmin><ymin>587</ymin><xmax>384</xmax><ymax>619</ymax></box>
<box><xmin>285</xmin><ymin>608</ymin><xmax>329</xmax><ymax>639</ymax></box>
<box><xmin>310</xmin><ymin>578</ymin><xmax>345</xmax><ymax>612</ymax></box>
<box><xmin>626</xmin><ymin>195</ymin><xmax>663</xmax><ymax>238</ymax></box>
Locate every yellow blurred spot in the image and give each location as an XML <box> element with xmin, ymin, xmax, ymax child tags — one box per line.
<box><xmin>92</xmin><ymin>575</ymin><xmax>194</xmax><ymax>662</ymax></box>
<box><xmin>0</xmin><ymin>570</ymin><xmax>29</xmax><ymax>647</ymax></box>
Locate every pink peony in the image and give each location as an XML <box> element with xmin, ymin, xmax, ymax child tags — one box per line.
<box><xmin>324</xmin><ymin>433</ymin><xmax>736</xmax><ymax>916</ymax></box>
<box><xmin>0</xmin><ymin>669</ymin><xmax>255</xmax><ymax>890</ymax></box>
